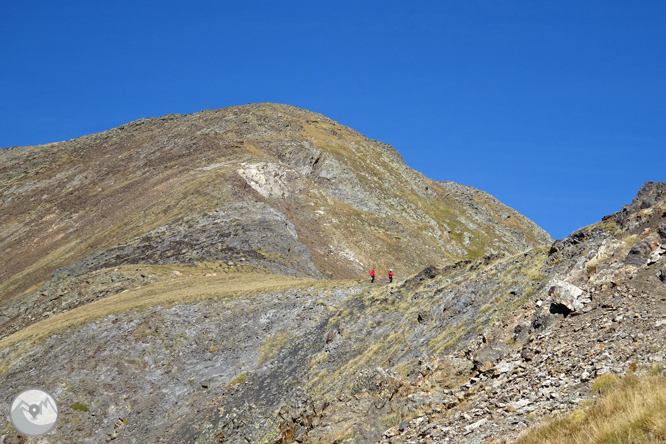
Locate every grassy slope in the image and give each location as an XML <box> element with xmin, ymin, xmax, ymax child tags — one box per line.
<box><xmin>0</xmin><ymin>270</ymin><xmax>331</xmax><ymax>368</ymax></box>
<box><xmin>517</xmin><ymin>373</ymin><xmax>666</xmax><ymax>444</ymax></box>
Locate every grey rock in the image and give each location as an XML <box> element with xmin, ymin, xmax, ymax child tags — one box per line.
<box><xmin>494</xmin><ymin>361</ymin><xmax>519</xmax><ymax>376</ymax></box>
<box><xmin>626</xmin><ymin>240</ymin><xmax>657</xmax><ymax>267</ymax></box>
<box><xmin>464</xmin><ymin>418</ymin><xmax>487</xmax><ymax>434</ymax></box>
<box><xmin>417</xmin><ymin>311</ymin><xmax>431</xmax><ymax>324</ymax></box>
<box><xmin>3</xmin><ymin>432</ymin><xmax>27</xmax><ymax>444</ymax></box>
<box><xmin>59</xmin><ymin>202</ymin><xmax>322</xmax><ymax>279</ymax></box>
<box><xmin>513</xmin><ymin>323</ymin><xmax>531</xmax><ymax>343</ymax></box>
<box><xmin>474</xmin><ymin>348</ymin><xmax>503</xmax><ymax>372</ymax></box>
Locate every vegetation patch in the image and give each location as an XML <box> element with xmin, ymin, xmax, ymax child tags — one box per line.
<box><xmin>259</xmin><ymin>331</ymin><xmax>289</xmax><ymax>364</ymax></box>
<box><xmin>624</xmin><ymin>235</ymin><xmax>640</xmax><ymax>248</ymax></box>
<box><xmin>0</xmin><ymin>273</ymin><xmax>320</xmax><ymax>350</ymax></box>
<box><xmin>517</xmin><ymin>375</ymin><xmax>666</xmax><ymax>444</ymax></box>
<box><xmin>71</xmin><ymin>402</ymin><xmax>89</xmax><ymax>412</ymax></box>
<box><xmin>379</xmin><ymin>412</ymin><xmax>402</xmax><ymax>429</ymax></box>
<box><xmin>226</xmin><ymin>372</ymin><xmax>248</xmax><ymax>390</ymax></box>
<box><xmin>591</xmin><ymin>373</ymin><xmax>619</xmax><ymax>394</ymax></box>
<box><xmin>590</xmin><ymin>219</ymin><xmax>621</xmax><ymax>236</ymax></box>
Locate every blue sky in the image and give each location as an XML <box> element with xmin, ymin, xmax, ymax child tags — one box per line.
<box><xmin>1</xmin><ymin>1</ymin><xmax>664</xmax><ymax>239</ymax></box>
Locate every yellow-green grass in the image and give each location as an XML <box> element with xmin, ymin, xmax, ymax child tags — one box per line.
<box><xmin>0</xmin><ymin>271</ymin><xmax>351</xmax><ymax>351</ymax></box>
<box><xmin>259</xmin><ymin>330</ymin><xmax>290</xmax><ymax>364</ymax></box>
<box><xmin>516</xmin><ymin>374</ymin><xmax>666</xmax><ymax>444</ymax></box>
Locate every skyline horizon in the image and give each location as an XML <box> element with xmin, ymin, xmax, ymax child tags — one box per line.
<box><xmin>2</xmin><ymin>99</ymin><xmax>656</xmax><ymax>241</ymax></box>
<box><xmin>2</xmin><ymin>1</ymin><xmax>664</xmax><ymax>240</ymax></box>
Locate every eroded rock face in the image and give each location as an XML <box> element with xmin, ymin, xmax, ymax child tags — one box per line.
<box><xmin>60</xmin><ymin>202</ymin><xmax>322</xmax><ymax>279</ymax></box>
<box><xmin>0</xmin><ymin>285</ymin><xmax>364</xmax><ymax>444</ymax></box>
<box><xmin>622</xmin><ymin>181</ymin><xmax>666</xmax><ymax>213</ymax></box>
<box><xmin>2</xmin><ymin>109</ymin><xmax>666</xmax><ymax>443</ymax></box>
<box><xmin>237</xmin><ymin>163</ymin><xmax>303</xmax><ymax>199</ymax></box>
<box><xmin>615</xmin><ymin>181</ymin><xmax>666</xmax><ymax>230</ymax></box>
<box><xmin>373</xmin><ymin>185</ymin><xmax>666</xmax><ymax>444</ymax></box>
<box><xmin>0</xmin><ymin>202</ymin><xmax>325</xmax><ymax>337</ymax></box>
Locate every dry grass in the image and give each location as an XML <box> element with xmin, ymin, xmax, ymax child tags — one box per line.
<box><xmin>0</xmin><ymin>272</ymin><xmax>330</xmax><ymax>350</ymax></box>
<box><xmin>516</xmin><ymin>375</ymin><xmax>666</xmax><ymax>444</ymax></box>
<box><xmin>624</xmin><ymin>235</ymin><xmax>641</xmax><ymax>249</ymax></box>
<box><xmin>259</xmin><ymin>330</ymin><xmax>289</xmax><ymax>364</ymax></box>
<box><xmin>591</xmin><ymin>373</ymin><xmax>619</xmax><ymax>394</ymax></box>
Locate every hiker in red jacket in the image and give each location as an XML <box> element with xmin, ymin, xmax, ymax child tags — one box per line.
<box><xmin>370</xmin><ymin>268</ymin><xmax>375</xmax><ymax>283</ymax></box>
<box><xmin>388</xmin><ymin>269</ymin><xmax>394</xmax><ymax>283</ymax></box>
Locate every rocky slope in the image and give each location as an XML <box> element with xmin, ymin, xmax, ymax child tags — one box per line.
<box><xmin>0</xmin><ymin>182</ymin><xmax>664</xmax><ymax>443</ymax></box>
<box><xmin>0</xmin><ymin>103</ymin><xmax>550</xmax><ymax>309</ymax></box>
<box><xmin>373</xmin><ymin>181</ymin><xmax>666</xmax><ymax>443</ymax></box>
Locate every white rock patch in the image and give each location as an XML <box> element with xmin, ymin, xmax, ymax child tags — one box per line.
<box><xmin>238</xmin><ymin>163</ymin><xmax>291</xmax><ymax>198</ymax></box>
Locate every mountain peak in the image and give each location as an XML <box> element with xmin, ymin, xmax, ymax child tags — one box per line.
<box><xmin>0</xmin><ymin>104</ymin><xmax>550</xmax><ymax>301</ymax></box>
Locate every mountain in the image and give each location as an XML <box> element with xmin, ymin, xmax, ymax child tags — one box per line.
<box><xmin>0</xmin><ymin>104</ymin><xmax>549</xmax><ymax>318</ymax></box>
<box><xmin>1</xmin><ymin>179</ymin><xmax>663</xmax><ymax>443</ymax></box>
<box><xmin>8</xmin><ymin>104</ymin><xmax>648</xmax><ymax>443</ymax></box>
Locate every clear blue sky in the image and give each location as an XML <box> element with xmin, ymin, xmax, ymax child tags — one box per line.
<box><xmin>2</xmin><ymin>1</ymin><xmax>664</xmax><ymax>239</ymax></box>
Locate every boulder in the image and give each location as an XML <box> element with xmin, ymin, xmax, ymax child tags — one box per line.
<box><xmin>493</xmin><ymin>361</ymin><xmax>518</xmax><ymax>376</ymax></box>
<box><xmin>626</xmin><ymin>239</ymin><xmax>660</xmax><ymax>267</ymax></box>
<box><xmin>520</xmin><ymin>349</ymin><xmax>534</xmax><ymax>361</ymax></box>
<box><xmin>548</xmin><ymin>280</ymin><xmax>589</xmax><ymax>315</ymax></box>
<box><xmin>531</xmin><ymin>314</ymin><xmax>552</xmax><ymax>331</ymax></box>
<box><xmin>473</xmin><ymin>348</ymin><xmax>503</xmax><ymax>373</ymax></box>
<box><xmin>647</xmin><ymin>248</ymin><xmax>664</xmax><ymax>266</ymax></box>
<box><xmin>464</xmin><ymin>418</ymin><xmax>487</xmax><ymax>435</ymax></box>
<box><xmin>509</xmin><ymin>399</ymin><xmax>530</xmax><ymax>411</ymax></box>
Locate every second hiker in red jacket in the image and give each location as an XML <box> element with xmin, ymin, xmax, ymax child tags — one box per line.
<box><xmin>370</xmin><ymin>268</ymin><xmax>375</xmax><ymax>283</ymax></box>
<box><xmin>388</xmin><ymin>269</ymin><xmax>394</xmax><ymax>283</ymax></box>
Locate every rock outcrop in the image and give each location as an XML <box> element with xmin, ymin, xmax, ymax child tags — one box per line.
<box><xmin>547</xmin><ymin>280</ymin><xmax>589</xmax><ymax>315</ymax></box>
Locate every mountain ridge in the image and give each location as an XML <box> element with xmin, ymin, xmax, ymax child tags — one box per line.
<box><xmin>0</xmin><ymin>103</ymin><xmax>551</xmax><ymax>306</ymax></box>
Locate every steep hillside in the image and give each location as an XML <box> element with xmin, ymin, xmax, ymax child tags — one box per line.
<box><xmin>0</xmin><ymin>182</ymin><xmax>664</xmax><ymax>443</ymax></box>
<box><xmin>0</xmin><ymin>103</ymin><xmax>550</xmax><ymax>309</ymax></box>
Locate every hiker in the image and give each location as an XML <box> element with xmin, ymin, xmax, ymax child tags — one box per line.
<box><xmin>388</xmin><ymin>269</ymin><xmax>394</xmax><ymax>283</ymax></box>
<box><xmin>370</xmin><ymin>268</ymin><xmax>375</xmax><ymax>283</ymax></box>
